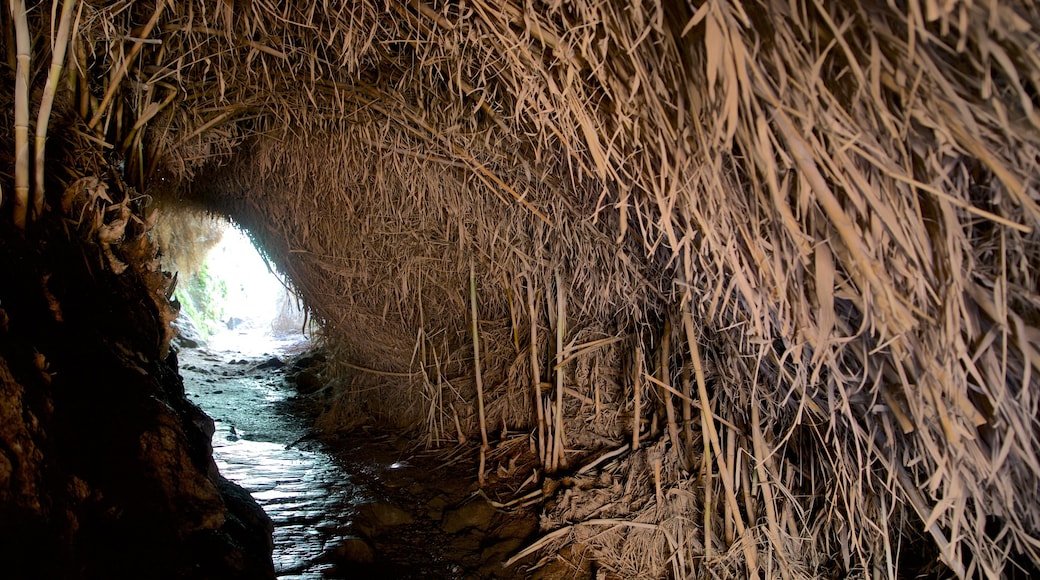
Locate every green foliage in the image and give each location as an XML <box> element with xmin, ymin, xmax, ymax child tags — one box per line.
<box><xmin>175</xmin><ymin>262</ymin><xmax>228</xmax><ymax>339</ymax></box>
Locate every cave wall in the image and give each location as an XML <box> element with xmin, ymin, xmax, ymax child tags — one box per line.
<box><xmin>0</xmin><ymin>190</ymin><xmax>274</xmax><ymax>578</ymax></box>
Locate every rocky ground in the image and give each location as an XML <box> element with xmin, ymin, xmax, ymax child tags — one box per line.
<box><xmin>177</xmin><ymin>327</ymin><xmax>543</xmax><ymax>579</ymax></box>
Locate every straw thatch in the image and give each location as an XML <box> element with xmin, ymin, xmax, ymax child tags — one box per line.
<box><xmin>3</xmin><ymin>0</ymin><xmax>1040</xmax><ymax>577</ymax></box>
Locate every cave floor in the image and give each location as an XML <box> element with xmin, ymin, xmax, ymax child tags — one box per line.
<box><xmin>178</xmin><ymin>329</ymin><xmax>540</xmax><ymax>579</ymax></box>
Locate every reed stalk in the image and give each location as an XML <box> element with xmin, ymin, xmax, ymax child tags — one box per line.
<box><xmin>552</xmin><ymin>268</ymin><xmax>567</xmax><ymax>471</ymax></box>
<box><xmin>469</xmin><ymin>260</ymin><xmax>489</xmax><ymax>453</ymax></box>
<box><xmin>33</xmin><ymin>0</ymin><xmax>77</xmax><ymax>220</ymax></box>
<box><xmin>527</xmin><ymin>283</ymin><xmax>546</xmax><ymax>465</ymax></box>
<box><xmin>659</xmin><ymin>316</ymin><xmax>682</xmax><ymax>466</ymax></box>
<box><xmin>683</xmin><ymin>302</ymin><xmax>758</xmax><ymax>570</ymax></box>
<box><xmin>10</xmin><ymin>0</ymin><xmax>30</xmax><ymax>230</ymax></box>
<box><xmin>632</xmin><ymin>345</ymin><xmax>642</xmax><ymax>451</ymax></box>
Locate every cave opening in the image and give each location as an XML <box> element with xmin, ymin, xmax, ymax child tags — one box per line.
<box><xmin>168</xmin><ymin>218</ymin><xmax>312</xmax><ymax>356</ymax></box>
<box><xmin>159</xmin><ymin>212</ymin><xmax>350</xmax><ymax>577</ymax></box>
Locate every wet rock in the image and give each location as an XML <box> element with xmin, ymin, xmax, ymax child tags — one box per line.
<box><xmin>331</xmin><ymin>536</ymin><xmax>375</xmax><ymax>564</ymax></box>
<box><xmin>256</xmin><ymin>356</ymin><xmax>284</xmax><ymax>370</ymax></box>
<box><xmin>289</xmin><ymin>350</ymin><xmax>327</xmax><ymax>373</ymax></box>
<box><xmin>480</xmin><ymin>537</ymin><xmax>526</xmax><ymax>574</ymax></box>
<box><xmin>188</xmin><ymin>477</ymin><xmax>275</xmax><ymax>579</ymax></box>
<box><xmin>289</xmin><ymin>370</ymin><xmax>323</xmax><ymax>394</ymax></box>
<box><xmin>173</xmin><ymin>316</ymin><xmax>206</xmax><ymax>349</ymax></box>
<box><xmin>356</xmin><ymin>501</ymin><xmax>415</xmax><ymax>537</ymax></box>
<box><xmin>441</xmin><ymin>498</ymin><xmax>496</xmax><ymax>534</ymax></box>
<box><xmin>426</xmin><ymin>495</ymin><xmax>449</xmax><ymax>520</ymax></box>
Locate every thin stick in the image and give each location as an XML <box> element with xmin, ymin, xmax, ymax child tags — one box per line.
<box><xmin>543</xmin><ymin>398</ymin><xmax>554</xmax><ymax>468</ymax></box>
<box><xmin>527</xmin><ymin>282</ymin><xmax>546</xmax><ymax>465</ymax></box>
<box><xmin>652</xmin><ymin>455</ymin><xmax>663</xmax><ymax>508</ymax></box>
<box><xmin>702</xmin><ymin>436</ymin><xmax>713</xmax><ymax>559</ymax></box>
<box><xmin>10</xmin><ymin>0</ymin><xmax>31</xmax><ymax>230</ymax></box>
<box><xmin>86</xmin><ymin>0</ymin><xmax>168</xmax><ymax>131</ymax></box>
<box><xmin>552</xmin><ymin>268</ymin><xmax>567</xmax><ymax>470</ymax></box>
<box><xmin>33</xmin><ymin>0</ymin><xmax>78</xmax><ymax>220</ymax></box>
<box><xmin>724</xmin><ymin>424</ymin><xmax>736</xmax><ymax>545</ymax></box>
<box><xmin>451</xmin><ymin>402</ymin><xmax>467</xmax><ymax>445</ymax></box>
<box><xmin>470</xmin><ymin>260</ymin><xmax>489</xmax><ymax>454</ymax></box>
<box><xmin>682</xmin><ymin>302</ymin><xmax>759</xmax><ymax>572</ymax></box>
<box><xmin>660</xmin><ymin>316</ymin><xmax>683</xmax><ymax>466</ymax></box>
<box><xmin>750</xmin><ymin>401</ymin><xmax>794</xmax><ymax>579</ymax></box>
<box><xmin>682</xmin><ymin>357</ymin><xmax>693</xmax><ymax>464</ymax></box>
<box><xmin>632</xmin><ymin>345</ymin><xmax>643</xmax><ymax>451</ymax></box>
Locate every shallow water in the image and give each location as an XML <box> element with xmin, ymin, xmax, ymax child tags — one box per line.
<box><xmin>180</xmin><ymin>331</ymin><xmax>362</xmax><ymax>578</ymax></box>
<box><xmin>178</xmin><ymin>328</ymin><xmax>539</xmax><ymax>579</ymax></box>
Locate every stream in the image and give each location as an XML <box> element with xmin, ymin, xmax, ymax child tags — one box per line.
<box><xmin>177</xmin><ymin>326</ymin><xmax>540</xmax><ymax>579</ymax></box>
<box><xmin>179</xmin><ymin>330</ymin><xmax>351</xmax><ymax>578</ymax></box>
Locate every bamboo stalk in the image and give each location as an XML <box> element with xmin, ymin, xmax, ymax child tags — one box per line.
<box><xmin>527</xmin><ymin>282</ymin><xmax>546</xmax><ymax>465</ymax></box>
<box><xmin>682</xmin><ymin>302</ymin><xmax>759</xmax><ymax>572</ymax></box>
<box><xmin>682</xmin><ymin>361</ymin><xmax>693</xmax><ymax>465</ymax></box>
<box><xmin>660</xmin><ymin>316</ymin><xmax>683</xmax><ymax>466</ymax></box>
<box><xmin>469</xmin><ymin>260</ymin><xmax>489</xmax><ymax>455</ymax></box>
<box><xmin>552</xmin><ymin>268</ymin><xmax>567</xmax><ymax>470</ymax></box>
<box><xmin>33</xmin><ymin>0</ymin><xmax>78</xmax><ymax>220</ymax></box>
<box><xmin>632</xmin><ymin>345</ymin><xmax>643</xmax><ymax>451</ymax></box>
<box><xmin>10</xmin><ymin>0</ymin><xmax>31</xmax><ymax>230</ymax></box>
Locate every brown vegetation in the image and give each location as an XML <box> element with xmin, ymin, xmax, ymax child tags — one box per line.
<box><xmin>3</xmin><ymin>1</ymin><xmax>1039</xmax><ymax>577</ymax></box>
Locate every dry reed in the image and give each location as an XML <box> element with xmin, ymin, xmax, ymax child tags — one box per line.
<box><xmin>3</xmin><ymin>1</ymin><xmax>1039</xmax><ymax>577</ymax></box>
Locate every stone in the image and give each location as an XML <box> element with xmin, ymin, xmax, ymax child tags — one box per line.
<box><xmin>492</xmin><ymin>514</ymin><xmax>538</xmax><ymax>541</ymax></box>
<box><xmin>256</xmin><ymin>356</ymin><xmax>284</xmax><ymax>370</ymax></box>
<box><xmin>289</xmin><ymin>370</ymin><xmax>323</xmax><ymax>394</ymax></box>
<box><xmin>480</xmin><ymin>537</ymin><xmax>525</xmax><ymax>570</ymax></box>
<box><xmin>332</xmin><ymin>537</ymin><xmax>375</xmax><ymax>564</ymax></box>
<box><xmin>172</xmin><ymin>316</ymin><xmax>206</xmax><ymax>349</ymax></box>
<box><xmin>440</xmin><ymin>498</ymin><xmax>496</xmax><ymax>534</ymax></box>
<box><xmin>426</xmin><ymin>495</ymin><xmax>448</xmax><ymax>520</ymax></box>
<box><xmin>355</xmin><ymin>501</ymin><xmax>414</xmax><ymax>537</ymax></box>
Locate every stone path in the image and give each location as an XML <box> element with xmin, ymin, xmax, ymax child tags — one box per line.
<box><xmin>180</xmin><ymin>338</ymin><xmax>359</xmax><ymax>578</ymax></box>
<box><xmin>177</xmin><ymin>331</ymin><xmax>541</xmax><ymax>579</ymax></box>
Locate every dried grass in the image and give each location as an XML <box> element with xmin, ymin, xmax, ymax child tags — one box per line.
<box><xmin>3</xmin><ymin>0</ymin><xmax>1040</xmax><ymax>577</ymax></box>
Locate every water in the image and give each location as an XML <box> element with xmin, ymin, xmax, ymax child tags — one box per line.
<box><xmin>178</xmin><ymin>327</ymin><xmax>540</xmax><ymax>579</ymax></box>
<box><xmin>180</xmin><ymin>331</ymin><xmax>362</xmax><ymax>578</ymax></box>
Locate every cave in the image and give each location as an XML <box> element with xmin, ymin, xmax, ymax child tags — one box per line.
<box><xmin>2</xmin><ymin>1</ymin><xmax>1040</xmax><ymax>579</ymax></box>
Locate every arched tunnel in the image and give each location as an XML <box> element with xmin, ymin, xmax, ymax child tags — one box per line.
<box><xmin>2</xmin><ymin>1</ymin><xmax>1040</xmax><ymax>578</ymax></box>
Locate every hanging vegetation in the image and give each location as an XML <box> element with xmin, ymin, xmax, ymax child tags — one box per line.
<box><xmin>3</xmin><ymin>0</ymin><xmax>1039</xmax><ymax>577</ymax></box>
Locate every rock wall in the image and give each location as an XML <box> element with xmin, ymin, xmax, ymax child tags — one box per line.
<box><xmin>0</xmin><ymin>208</ymin><xmax>274</xmax><ymax>579</ymax></box>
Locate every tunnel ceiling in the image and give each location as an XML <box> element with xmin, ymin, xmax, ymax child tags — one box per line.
<box><xmin>4</xmin><ymin>0</ymin><xmax>1040</xmax><ymax>577</ymax></box>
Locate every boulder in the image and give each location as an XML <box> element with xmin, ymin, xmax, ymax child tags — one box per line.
<box><xmin>440</xmin><ymin>498</ymin><xmax>496</xmax><ymax>534</ymax></box>
<box><xmin>355</xmin><ymin>501</ymin><xmax>414</xmax><ymax>537</ymax></box>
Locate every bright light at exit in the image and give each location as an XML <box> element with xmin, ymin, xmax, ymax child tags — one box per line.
<box><xmin>200</xmin><ymin>225</ymin><xmax>309</xmax><ymax>355</ymax></box>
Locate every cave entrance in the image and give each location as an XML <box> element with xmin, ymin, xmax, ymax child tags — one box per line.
<box><xmin>166</xmin><ymin>216</ymin><xmax>353</xmax><ymax>577</ymax></box>
<box><xmin>162</xmin><ymin>210</ymin><xmax>544</xmax><ymax>578</ymax></box>
<box><xmin>170</xmin><ymin>218</ymin><xmax>312</xmax><ymax>356</ymax></box>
